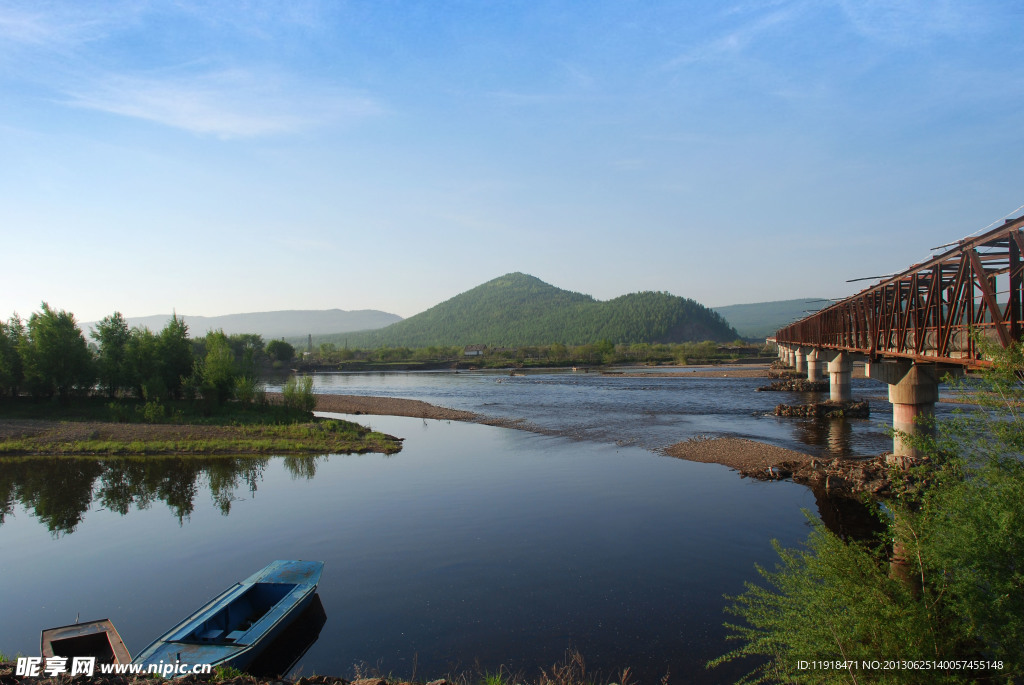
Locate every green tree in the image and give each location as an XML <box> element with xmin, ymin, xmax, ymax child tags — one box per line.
<box><xmin>125</xmin><ymin>327</ymin><xmax>163</xmax><ymax>400</ymax></box>
<box><xmin>711</xmin><ymin>341</ymin><xmax>1024</xmax><ymax>683</ymax></box>
<box><xmin>159</xmin><ymin>314</ymin><xmax>193</xmax><ymax>399</ymax></box>
<box><xmin>198</xmin><ymin>330</ymin><xmax>237</xmax><ymax>403</ymax></box>
<box><xmin>21</xmin><ymin>303</ymin><xmax>95</xmax><ymax>399</ymax></box>
<box><xmin>266</xmin><ymin>339</ymin><xmax>295</xmax><ymax>363</ymax></box>
<box><xmin>0</xmin><ymin>315</ymin><xmax>25</xmax><ymax>397</ymax></box>
<box><xmin>92</xmin><ymin>312</ymin><xmax>131</xmax><ymax>399</ymax></box>
<box><xmin>224</xmin><ymin>333</ymin><xmax>263</xmax><ymax>374</ymax></box>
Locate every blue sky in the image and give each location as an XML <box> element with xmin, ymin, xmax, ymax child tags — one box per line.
<box><xmin>2</xmin><ymin>0</ymin><xmax>1023</xmax><ymax>322</ymax></box>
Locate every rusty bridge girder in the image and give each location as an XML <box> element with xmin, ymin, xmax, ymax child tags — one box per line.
<box><xmin>775</xmin><ymin>215</ymin><xmax>1024</xmax><ymax>370</ymax></box>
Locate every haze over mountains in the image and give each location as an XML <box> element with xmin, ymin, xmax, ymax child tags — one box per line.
<box><xmin>83</xmin><ymin>309</ymin><xmax>401</xmax><ymax>339</ymax></box>
<box><xmin>712</xmin><ymin>299</ymin><xmax>827</xmax><ymax>339</ymax></box>
<box><xmin>82</xmin><ymin>276</ymin><xmax>823</xmax><ymax>345</ymax></box>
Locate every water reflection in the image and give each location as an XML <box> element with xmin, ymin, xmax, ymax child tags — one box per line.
<box><xmin>0</xmin><ymin>455</ymin><xmax>328</xmax><ymax>536</ymax></box>
<box><xmin>812</xmin><ymin>487</ymin><xmax>887</xmax><ymax>542</ymax></box>
<box><xmin>792</xmin><ymin>417</ymin><xmax>871</xmax><ymax>457</ymax></box>
<box><xmin>248</xmin><ymin>594</ymin><xmax>328</xmax><ymax>678</ymax></box>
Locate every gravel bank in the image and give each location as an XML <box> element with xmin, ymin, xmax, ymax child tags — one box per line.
<box><xmin>662</xmin><ymin>436</ymin><xmax>815</xmax><ymax>472</ymax></box>
<box><xmin>291</xmin><ymin>392</ymin><xmax>481</xmax><ymax>422</ymax></box>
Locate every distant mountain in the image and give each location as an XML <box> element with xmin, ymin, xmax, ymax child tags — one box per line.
<box><xmin>713</xmin><ymin>298</ymin><xmax>828</xmax><ymax>339</ymax></box>
<box><xmin>83</xmin><ymin>309</ymin><xmax>402</xmax><ymax>340</ymax></box>
<box><xmin>325</xmin><ymin>273</ymin><xmax>738</xmax><ymax>348</ymax></box>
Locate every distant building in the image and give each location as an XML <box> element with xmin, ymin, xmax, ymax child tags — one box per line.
<box><xmin>464</xmin><ymin>344</ymin><xmax>486</xmax><ymax>357</ymax></box>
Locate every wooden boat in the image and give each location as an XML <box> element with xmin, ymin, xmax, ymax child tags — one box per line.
<box><xmin>41</xmin><ymin>619</ymin><xmax>131</xmax><ymax>664</ymax></box>
<box><xmin>132</xmin><ymin>560</ymin><xmax>324</xmax><ymax>671</ymax></box>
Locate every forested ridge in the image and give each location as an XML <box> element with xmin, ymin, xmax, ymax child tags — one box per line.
<box><xmin>331</xmin><ymin>273</ymin><xmax>739</xmax><ymax>347</ymax></box>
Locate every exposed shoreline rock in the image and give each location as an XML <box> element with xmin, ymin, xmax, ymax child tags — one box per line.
<box><xmin>773</xmin><ymin>400</ymin><xmax>870</xmax><ymax>419</ymax></box>
<box><xmin>663</xmin><ymin>436</ymin><xmax>896</xmax><ymax>499</ymax></box>
<box><xmin>757</xmin><ymin>379</ymin><xmax>829</xmax><ymax>392</ymax></box>
<box><xmin>746</xmin><ymin>455</ymin><xmax>892</xmax><ymax>497</ymax></box>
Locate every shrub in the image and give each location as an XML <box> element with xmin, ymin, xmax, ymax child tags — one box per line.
<box><xmin>282</xmin><ymin>375</ymin><xmax>316</xmax><ymax>412</ymax></box>
<box><xmin>710</xmin><ymin>339</ymin><xmax>1024</xmax><ymax>683</ymax></box>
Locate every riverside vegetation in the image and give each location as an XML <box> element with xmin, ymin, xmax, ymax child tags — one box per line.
<box><xmin>298</xmin><ymin>339</ymin><xmax>766</xmax><ymax>371</ymax></box>
<box><xmin>0</xmin><ymin>304</ymin><xmax>399</xmax><ymax>456</ymax></box>
<box><xmin>710</xmin><ymin>338</ymin><xmax>1024</xmax><ymax>684</ymax></box>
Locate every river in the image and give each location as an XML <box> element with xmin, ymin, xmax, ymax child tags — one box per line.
<box><xmin>0</xmin><ymin>369</ymin><xmax>931</xmax><ymax>682</ymax></box>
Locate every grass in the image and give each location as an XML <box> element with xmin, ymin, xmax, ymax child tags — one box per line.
<box><xmin>0</xmin><ymin>419</ymin><xmax>402</xmax><ymax>456</ymax></box>
<box><xmin>345</xmin><ymin>651</ymin><xmax>638</xmax><ymax>685</ymax></box>
<box><xmin>213</xmin><ymin>665</ymin><xmax>244</xmax><ymax>679</ymax></box>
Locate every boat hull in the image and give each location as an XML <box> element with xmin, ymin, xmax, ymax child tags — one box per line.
<box><xmin>132</xmin><ymin>560</ymin><xmax>324</xmax><ymax>672</ymax></box>
<box><xmin>41</xmin><ymin>619</ymin><xmax>131</xmax><ymax>665</ymax></box>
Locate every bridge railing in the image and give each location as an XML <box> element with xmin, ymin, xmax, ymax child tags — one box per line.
<box><xmin>775</xmin><ymin>215</ymin><xmax>1024</xmax><ymax>369</ymax></box>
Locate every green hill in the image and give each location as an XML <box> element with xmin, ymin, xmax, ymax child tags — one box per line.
<box><xmin>317</xmin><ymin>273</ymin><xmax>738</xmax><ymax>348</ymax></box>
<box><xmin>713</xmin><ymin>298</ymin><xmax>828</xmax><ymax>339</ymax></box>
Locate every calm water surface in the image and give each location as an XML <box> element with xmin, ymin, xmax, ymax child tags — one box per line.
<box><xmin>1</xmin><ymin>371</ymin><xmax>929</xmax><ymax>682</ymax></box>
<box><xmin>277</xmin><ymin>367</ymin><xmax>956</xmax><ymax>457</ymax></box>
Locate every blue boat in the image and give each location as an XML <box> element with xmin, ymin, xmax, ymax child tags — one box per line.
<box><xmin>132</xmin><ymin>560</ymin><xmax>324</xmax><ymax>671</ymax></box>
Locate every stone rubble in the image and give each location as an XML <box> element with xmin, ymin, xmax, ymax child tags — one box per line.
<box><xmin>773</xmin><ymin>400</ymin><xmax>870</xmax><ymax>419</ymax></box>
<box><xmin>756</xmin><ymin>379</ymin><xmax>829</xmax><ymax>392</ymax></box>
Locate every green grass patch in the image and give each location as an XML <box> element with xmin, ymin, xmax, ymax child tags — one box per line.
<box><xmin>0</xmin><ymin>417</ymin><xmax>402</xmax><ymax>456</ymax></box>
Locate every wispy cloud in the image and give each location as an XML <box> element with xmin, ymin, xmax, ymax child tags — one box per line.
<box><xmin>664</xmin><ymin>2</ymin><xmax>807</xmax><ymax>70</ymax></box>
<box><xmin>0</xmin><ymin>2</ymin><xmax>130</xmax><ymax>49</ymax></box>
<box><xmin>2</xmin><ymin>2</ymin><xmax>381</xmax><ymax>138</ymax></box>
<box><xmin>835</xmin><ymin>0</ymin><xmax>985</xmax><ymax>46</ymax></box>
<box><xmin>63</xmin><ymin>68</ymin><xmax>383</xmax><ymax>138</ymax></box>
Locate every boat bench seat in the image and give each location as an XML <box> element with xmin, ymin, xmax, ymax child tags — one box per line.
<box><xmin>196</xmin><ymin>629</ymin><xmax>225</xmax><ymax>641</ymax></box>
<box><xmin>225</xmin><ymin>630</ymin><xmax>246</xmax><ymax>642</ymax></box>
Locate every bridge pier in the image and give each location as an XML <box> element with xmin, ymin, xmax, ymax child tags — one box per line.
<box><xmin>777</xmin><ymin>344</ymin><xmax>791</xmax><ymax>366</ymax></box>
<box><xmin>867</xmin><ymin>361</ymin><xmax>939</xmax><ymax>466</ymax></box>
<box><xmin>793</xmin><ymin>347</ymin><xmax>807</xmax><ymax>373</ymax></box>
<box><xmin>806</xmin><ymin>349</ymin><xmax>825</xmax><ymax>382</ymax></box>
<box><xmin>827</xmin><ymin>352</ymin><xmax>853</xmax><ymax>401</ymax></box>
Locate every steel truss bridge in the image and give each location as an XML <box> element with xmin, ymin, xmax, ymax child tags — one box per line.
<box><xmin>775</xmin><ymin>215</ymin><xmax>1024</xmax><ymax>369</ymax></box>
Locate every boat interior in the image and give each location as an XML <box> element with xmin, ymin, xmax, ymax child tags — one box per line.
<box><xmin>49</xmin><ymin>633</ymin><xmax>120</xmax><ymax>663</ymax></box>
<box><xmin>185</xmin><ymin>583</ymin><xmax>295</xmax><ymax>644</ymax></box>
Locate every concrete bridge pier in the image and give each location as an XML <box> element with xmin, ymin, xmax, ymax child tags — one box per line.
<box><xmin>827</xmin><ymin>352</ymin><xmax>853</xmax><ymax>402</ymax></box>
<box><xmin>793</xmin><ymin>347</ymin><xmax>808</xmax><ymax>374</ymax></box>
<box><xmin>867</xmin><ymin>361</ymin><xmax>939</xmax><ymax>466</ymax></box>
<box><xmin>777</xmin><ymin>344</ymin><xmax>791</xmax><ymax>366</ymax></box>
<box><xmin>805</xmin><ymin>349</ymin><xmax>825</xmax><ymax>382</ymax></box>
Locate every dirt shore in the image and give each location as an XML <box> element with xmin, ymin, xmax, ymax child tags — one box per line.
<box><xmin>295</xmin><ymin>393</ymin><xmax>481</xmax><ymax>422</ymax></box>
<box><xmin>662</xmin><ymin>436</ymin><xmax>815</xmax><ymax>472</ymax></box>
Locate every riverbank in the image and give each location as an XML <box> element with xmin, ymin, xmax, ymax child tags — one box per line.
<box><xmin>0</xmin><ymin>659</ymin><xmax>632</xmax><ymax>685</ymax></box>
<box><xmin>291</xmin><ymin>392</ymin><xmax>481</xmax><ymax>422</ymax></box>
<box><xmin>662</xmin><ymin>436</ymin><xmax>892</xmax><ymax>496</ymax></box>
<box><xmin>0</xmin><ymin>417</ymin><xmax>402</xmax><ymax>456</ymax></box>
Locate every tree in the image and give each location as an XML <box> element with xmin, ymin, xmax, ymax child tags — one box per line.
<box><xmin>92</xmin><ymin>312</ymin><xmax>131</xmax><ymax>399</ymax></box>
<box><xmin>198</xmin><ymin>330</ymin><xmax>237</xmax><ymax>403</ymax></box>
<box><xmin>21</xmin><ymin>303</ymin><xmax>95</xmax><ymax>399</ymax></box>
<box><xmin>266</xmin><ymin>339</ymin><xmax>295</xmax><ymax>363</ymax></box>
<box><xmin>0</xmin><ymin>315</ymin><xmax>24</xmax><ymax>397</ymax></box>
<box><xmin>711</xmin><ymin>340</ymin><xmax>1024</xmax><ymax>683</ymax></box>
<box><xmin>159</xmin><ymin>314</ymin><xmax>193</xmax><ymax>399</ymax></box>
<box><xmin>125</xmin><ymin>327</ymin><xmax>163</xmax><ymax>400</ymax></box>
